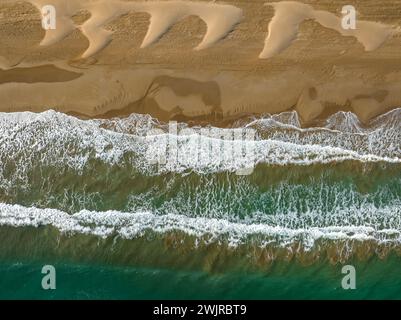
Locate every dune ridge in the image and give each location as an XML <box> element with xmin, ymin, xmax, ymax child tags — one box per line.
<box><xmin>260</xmin><ymin>1</ymin><xmax>395</xmax><ymax>59</ymax></box>
<box><xmin>28</xmin><ymin>0</ymin><xmax>243</xmax><ymax>58</ymax></box>
<box><xmin>28</xmin><ymin>0</ymin><xmax>397</xmax><ymax>59</ymax></box>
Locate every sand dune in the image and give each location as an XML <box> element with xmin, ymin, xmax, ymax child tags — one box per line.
<box><xmin>26</xmin><ymin>0</ymin><xmax>398</xmax><ymax>59</ymax></box>
<box><xmin>260</xmin><ymin>1</ymin><xmax>395</xmax><ymax>59</ymax></box>
<box><xmin>28</xmin><ymin>0</ymin><xmax>243</xmax><ymax>58</ymax></box>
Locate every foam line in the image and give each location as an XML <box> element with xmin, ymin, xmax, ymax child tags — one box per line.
<box><xmin>0</xmin><ymin>202</ymin><xmax>400</xmax><ymax>248</ymax></box>
<box><xmin>0</xmin><ymin>109</ymin><xmax>399</xmax><ymax>181</ymax></box>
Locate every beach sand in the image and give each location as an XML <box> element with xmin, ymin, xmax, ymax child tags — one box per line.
<box><xmin>1</xmin><ymin>0</ymin><xmax>401</xmax><ymax>125</ymax></box>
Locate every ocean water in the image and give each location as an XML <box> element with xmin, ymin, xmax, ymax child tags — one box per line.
<box><xmin>1</xmin><ymin>256</ymin><xmax>401</xmax><ymax>300</ymax></box>
<box><xmin>0</xmin><ymin>109</ymin><xmax>400</xmax><ymax>299</ymax></box>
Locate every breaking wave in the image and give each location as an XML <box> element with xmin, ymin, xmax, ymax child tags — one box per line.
<box><xmin>0</xmin><ymin>109</ymin><xmax>399</xmax><ymax>185</ymax></box>
<box><xmin>0</xmin><ymin>201</ymin><xmax>400</xmax><ymax>249</ymax></box>
<box><xmin>0</xmin><ymin>109</ymin><xmax>399</xmax><ymax>253</ymax></box>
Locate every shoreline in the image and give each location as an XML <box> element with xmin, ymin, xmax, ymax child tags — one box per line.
<box><xmin>1</xmin><ymin>63</ymin><xmax>401</xmax><ymax>127</ymax></box>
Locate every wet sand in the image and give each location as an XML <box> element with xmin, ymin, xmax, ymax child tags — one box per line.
<box><xmin>1</xmin><ymin>0</ymin><xmax>401</xmax><ymax>124</ymax></box>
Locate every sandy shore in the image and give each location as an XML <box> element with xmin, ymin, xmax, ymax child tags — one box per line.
<box><xmin>1</xmin><ymin>0</ymin><xmax>401</xmax><ymax>125</ymax></box>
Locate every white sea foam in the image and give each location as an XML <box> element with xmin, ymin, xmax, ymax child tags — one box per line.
<box><xmin>245</xmin><ymin>109</ymin><xmax>401</xmax><ymax>159</ymax></box>
<box><xmin>0</xmin><ymin>109</ymin><xmax>399</xmax><ymax>249</ymax></box>
<box><xmin>0</xmin><ymin>202</ymin><xmax>400</xmax><ymax>248</ymax></box>
<box><xmin>125</xmin><ymin>177</ymin><xmax>401</xmax><ymax>222</ymax></box>
<box><xmin>0</xmin><ymin>109</ymin><xmax>398</xmax><ymax>256</ymax></box>
<box><xmin>0</xmin><ymin>109</ymin><xmax>399</xmax><ymax>189</ymax></box>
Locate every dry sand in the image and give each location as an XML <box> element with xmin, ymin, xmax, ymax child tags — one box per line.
<box><xmin>1</xmin><ymin>0</ymin><xmax>401</xmax><ymax>125</ymax></box>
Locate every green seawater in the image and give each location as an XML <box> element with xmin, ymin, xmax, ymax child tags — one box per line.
<box><xmin>0</xmin><ymin>225</ymin><xmax>400</xmax><ymax>299</ymax></box>
<box><xmin>1</xmin><ymin>257</ymin><xmax>401</xmax><ymax>300</ymax></box>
